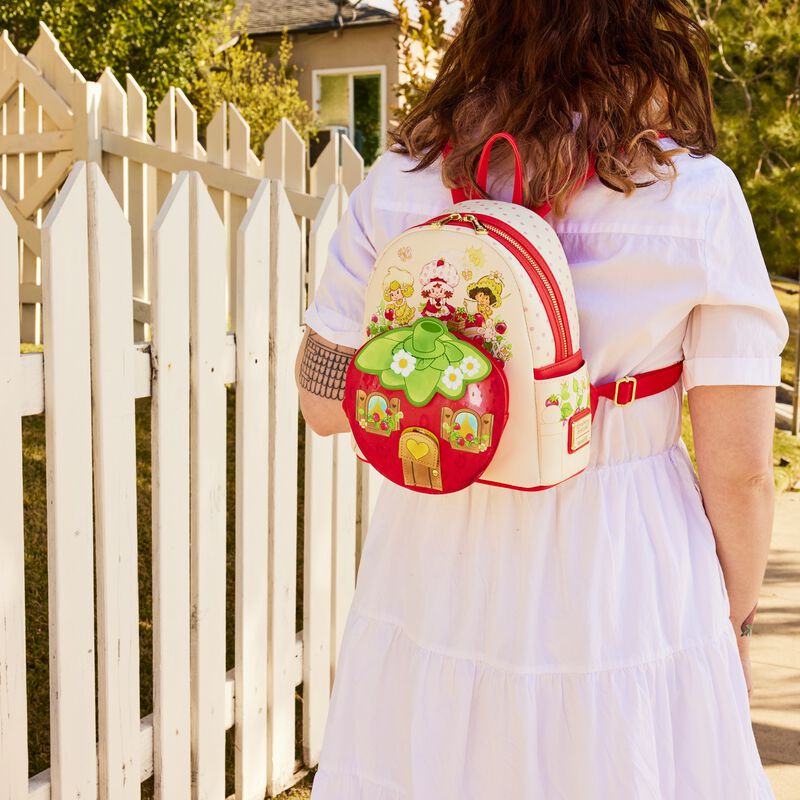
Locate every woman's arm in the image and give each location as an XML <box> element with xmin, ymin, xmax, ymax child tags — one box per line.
<box><xmin>295</xmin><ymin>326</ymin><xmax>355</xmax><ymax>437</ymax></box>
<box><xmin>687</xmin><ymin>384</ymin><xmax>776</xmax><ymax>693</ymax></box>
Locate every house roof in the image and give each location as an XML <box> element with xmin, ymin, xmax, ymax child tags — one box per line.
<box><xmin>241</xmin><ymin>1</ymin><xmax>398</xmax><ymax>36</ymax></box>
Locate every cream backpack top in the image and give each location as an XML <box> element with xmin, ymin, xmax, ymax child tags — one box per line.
<box><xmin>342</xmin><ymin>133</ymin><xmax>683</xmax><ymax>494</ymax></box>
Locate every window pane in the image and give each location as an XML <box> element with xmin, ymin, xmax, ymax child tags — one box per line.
<box><xmin>353</xmin><ymin>74</ymin><xmax>381</xmax><ymax>165</ymax></box>
<box><xmin>318</xmin><ymin>74</ymin><xmax>350</xmax><ymax>128</ymax></box>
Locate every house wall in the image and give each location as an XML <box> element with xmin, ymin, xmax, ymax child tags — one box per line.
<box><xmin>256</xmin><ymin>23</ymin><xmax>401</xmax><ymax>146</ymax></box>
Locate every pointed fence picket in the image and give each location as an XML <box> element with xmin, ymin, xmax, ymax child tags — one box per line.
<box><xmin>302</xmin><ymin>185</ymin><xmax>341</xmax><ymax>764</ymax></box>
<box><xmin>234</xmin><ymin>179</ymin><xmax>272</xmax><ymax>800</ymax></box>
<box><xmin>0</xmin><ymin>198</ymin><xmax>28</xmax><ymax>800</ymax></box>
<box><xmin>227</xmin><ymin>106</ymin><xmax>250</xmax><ymax>333</ymax></box>
<box><xmin>86</xmin><ymin>160</ymin><xmax>142</xmax><ymax>800</ymax></box>
<box><xmin>125</xmin><ymin>73</ymin><xmax>151</xmax><ymax>339</ymax></box>
<box><xmin>150</xmin><ymin>171</ymin><xmax>193</xmax><ymax>800</ymax></box>
<box><xmin>267</xmin><ymin>179</ymin><xmax>303</xmax><ymax>797</ymax></box>
<box><xmin>41</xmin><ymin>162</ymin><xmax>98</xmax><ymax>800</ymax></box>
<box><xmin>187</xmin><ymin>171</ymin><xmax>229</xmax><ymax>799</ymax></box>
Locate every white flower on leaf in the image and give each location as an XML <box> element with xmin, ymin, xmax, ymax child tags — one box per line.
<box><xmin>441</xmin><ymin>365</ymin><xmax>464</xmax><ymax>392</ymax></box>
<box><xmin>390</xmin><ymin>349</ymin><xmax>417</xmax><ymax>377</ymax></box>
<box><xmin>459</xmin><ymin>354</ymin><xmax>482</xmax><ymax>378</ymax></box>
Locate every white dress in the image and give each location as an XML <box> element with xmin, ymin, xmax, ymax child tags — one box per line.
<box><xmin>303</xmin><ymin>139</ymin><xmax>789</xmax><ymax>800</ymax></box>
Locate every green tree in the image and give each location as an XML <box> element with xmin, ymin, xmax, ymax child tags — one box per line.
<box><xmin>392</xmin><ymin>0</ymin><xmax>451</xmax><ymax>121</ymax></box>
<box><xmin>1</xmin><ymin>0</ymin><xmax>223</xmax><ymax>111</ymax></box>
<box><xmin>689</xmin><ymin>1</ymin><xmax>800</xmax><ymax>278</ymax></box>
<box><xmin>192</xmin><ymin>4</ymin><xmax>316</xmax><ymax>150</ymax></box>
<box><xmin>1</xmin><ymin>1</ymin><xmax>316</xmax><ymax>148</ymax></box>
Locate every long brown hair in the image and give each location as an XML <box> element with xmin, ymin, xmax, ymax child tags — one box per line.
<box><xmin>390</xmin><ymin>0</ymin><xmax>716</xmax><ymax>216</ymax></box>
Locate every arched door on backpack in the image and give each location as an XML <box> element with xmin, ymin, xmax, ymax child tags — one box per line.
<box><xmin>398</xmin><ymin>428</ymin><xmax>442</xmax><ymax>491</ymax></box>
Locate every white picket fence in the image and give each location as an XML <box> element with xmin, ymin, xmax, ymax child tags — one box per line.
<box><xmin>0</xmin><ymin>157</ymin><xmax>383</xmax><ymax>800</ymax></box>
<box><xmin>0</xmin><ymin>23</ymin><xmax>365</xmax><ymax>345</ymax></box>
<box><xmin>0</xmin><ymin>22</ymin><xmax>384</xmax><ymax>800</ymax></box>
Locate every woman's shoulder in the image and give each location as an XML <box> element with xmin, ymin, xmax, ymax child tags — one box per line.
<box><xmin>656</xmin><ymin>137</ymin><xmax>740</xmax><ymax>199</ymax></box>
<box><xmin>356</xmin><ymin>146</ymin><xmax>452</xmax><ymax>215</ymax></box>
<box><xmin>553</xmin><ymin>137</ymin><xmax>742</xmax><ymax>240</ymax></box>
<box><xmin>353</xmin><ymin>137</ymin><xmax>746</xmax><ymax>246</ymax></box>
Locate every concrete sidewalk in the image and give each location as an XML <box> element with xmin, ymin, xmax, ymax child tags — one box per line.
<box><xmin>752</xmin><ymin>491</ymin><xmax>800</xmax><ymax>798</ymax></box>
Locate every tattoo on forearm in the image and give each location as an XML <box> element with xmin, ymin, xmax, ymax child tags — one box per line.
<box><xmin>740</xmin><ymin>602</ymin><xmax>757</xmax><ymax>637</ymax></box>
<box><xmin>299</xmin><ymin>332</ymin><xmax>354</xmax><ymax>400</ymax></box>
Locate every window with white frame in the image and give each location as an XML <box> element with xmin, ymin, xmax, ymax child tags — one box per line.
<box><xmin>314</xmin><ymin>67</ymin><xmax>386</xmax><ymax>166</ymax></box>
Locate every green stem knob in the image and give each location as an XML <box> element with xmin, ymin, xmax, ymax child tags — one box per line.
<box><xmin>410</xmin><ymin>318</ymin><xmax>443</xmax><ymax>353</ymax></box>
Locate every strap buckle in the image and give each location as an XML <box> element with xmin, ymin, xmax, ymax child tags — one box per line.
<box><xmin>613</xmin><ymin>375</ymin><xmax>638</xmax><ymax>406</ymax></box>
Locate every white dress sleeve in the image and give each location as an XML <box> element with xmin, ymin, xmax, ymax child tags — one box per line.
<box><xmin>302</xmin><ymin>158</ymin><xmax>381</xmax><ymax>350</ymax></box>
<box><xmin>681</xmin><ymin>166</ymin><xmax>790</xmax><ymax>390</ymax></box>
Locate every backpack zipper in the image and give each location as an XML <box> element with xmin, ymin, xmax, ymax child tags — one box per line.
<box><xmin>424</xmin><ymin>213</ymin><xmax>571</xmax><ymax>361</ymax></box>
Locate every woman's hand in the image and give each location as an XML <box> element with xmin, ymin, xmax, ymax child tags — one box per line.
<box><xmin>733</xmin><ymin>601</ymin><xmax>758</xmax><ymax>699</ymax></box>
<box><xmin>735</xmin><ymin>628</ymin><xmax>753</xmax><ymax>699</ymax></box>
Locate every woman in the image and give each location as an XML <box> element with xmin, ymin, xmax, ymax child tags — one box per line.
<box><xmin>295</xmin><ymin>1</ymin><xmax>789</xmax><ymax>796</ymax></box>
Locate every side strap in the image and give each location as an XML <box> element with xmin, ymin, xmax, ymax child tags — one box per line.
<box><xmin>589</xmin><ymin>361</ymin><xmax>683</xmax><ymax>416</ymax></box>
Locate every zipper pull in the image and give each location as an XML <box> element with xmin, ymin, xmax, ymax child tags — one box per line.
<box><xmin>430</xmin><ymin>212</ymin><xmax>463</xmax><ymax>229</ymax></box>
<box><xmin>462</xmin><ymin>214</ymin><xmax>488</xmax><ymax>234</ymax></box>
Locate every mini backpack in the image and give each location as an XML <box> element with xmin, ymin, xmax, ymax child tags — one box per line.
<box><xmin>342</xmin><ymin>133</ymin><xmax>682</xmax><ymax>494</ymax></box>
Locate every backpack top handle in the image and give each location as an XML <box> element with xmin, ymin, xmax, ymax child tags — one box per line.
<box><xmin>445</xmin><ymin>131</ymin><xmax>597</xmax><ymax>217</ymax></box>
<box><xmin>476</xmin><ymin>132</ymin><xmax>526</xmax><ymax>205</ymax></box>
<box><xmin>444</xmin><ymin>130</ymin><xmax>667</xmax><ymax>217</ymax></box>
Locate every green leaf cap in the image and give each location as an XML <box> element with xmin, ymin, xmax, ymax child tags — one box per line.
<box><xmin>354</xmin><ymin>317</ymin><xmax>493</xmax><ymax>407</ymax></box>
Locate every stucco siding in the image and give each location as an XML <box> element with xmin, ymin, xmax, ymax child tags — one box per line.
<box><xmin>256</xmin><ymin>23</ymin><xmax>400</xmax><ymax>142</ymax></box>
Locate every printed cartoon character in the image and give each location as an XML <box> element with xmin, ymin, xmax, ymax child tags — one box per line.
<box><xmin>465</xmin><ymin>271</ymin><xmax>504</xmax><ymax>322</ymax></box>
<box><xmin>461</xmin><ymin>271</ymin><xmax>504</xmax><ymax>337</ymax></box>
<box><xmin>383</xmin><ymin>266</ymin><xmax>415</xmax><ymax>327</ymax></box>
<box><xmin>459</xmin><ymin>272</ymin><xmax>513</xmax><ymax>364</ymax></box>
<box><xmin>419</xmin><ymin>257</ymin><xmax>459</xmax><ymax>321</ymax></box>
